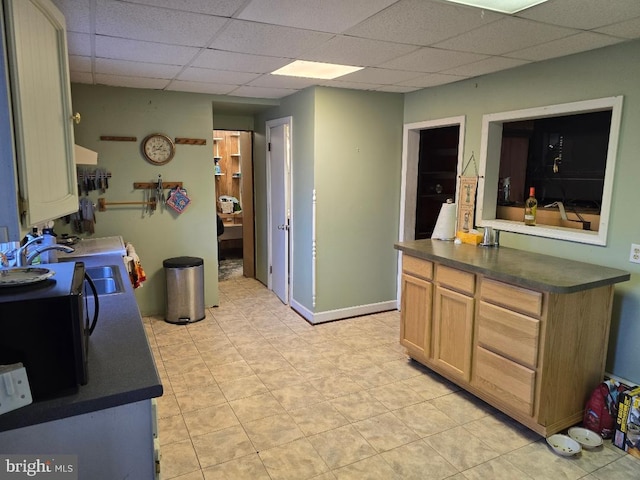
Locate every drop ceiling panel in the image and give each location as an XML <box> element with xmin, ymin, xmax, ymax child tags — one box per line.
<box><xmin>210</xmin><ymin>20</ymin><xmax>333</xmax><ymax>57</ymax></box>
<box><xmin>94</xmin><ymin>73</ymin><xmax>170</xmax><ymax>90</ymax></box>
<box><xmin>379</xmin><ymin>47</ymin><xmax>488</xmax><ymax>73</ymax></box>
<box><xmin>230</xmin><ymin>85</ymin><xmax>299</xmax><ymax>99</ymax></box>
<box><xmin>66</xmin><ymin>32</ymin><xmax>92</xmax><ymax>57</ymax></box>
<box><xmin>71</xmin><ymin>72</ymin><xmax>93</xmax><ymax>84</ymax></box>
<box><xmin>121</xmin><ymin>0</ymin><xmax>247</xmax><ymax>16</ymax></box>
<box><xmin>396</xmin><ymin>73</ymin><xmax>468</xmax><ymax>88</ymax></box>
<box><xmin>177</xmin><ymin>67</ymin><xmax>260</xmax><ymax>84</ymax></box>
<box><xmin>69</xmin><ymin>55</ymin><xmax>91</xmax><ymax>72</ymax></box>
<box><xmin>345</xmin><ymin>0</ymin><xmax>503</xmax><ymax>46</ymax></box>
<box><xmin>191</xmin><ymin>50</ymin><xmax>290</xmax><ymax>73</ymax></box>
<box><xmin>339</xmin><ymin>67</ymin><xmax>422</xmax><ymax>85</ymax></box>
<box><xmin>595</xmin><ymin>18</ymin><xmax>640</xmax><ymax>39</ymax></box>
<box><xmin>166</xmin><ymin>80</ymin><xmax>238</xmax><ymax>95</ymax></box>
<box><xmin>434</xmin><ymin>17</ymin><xmax>578</xmax><ymax>55</ymax></box>
<box><xmin>51</xmin><ymin>0</ymin><xmax>91</xmax><ymax>33</ymax></box>
<box><xmin>236</xmin><ymin>0</ymin><xmax>399</xmax><ymax>33</ymax></box>
<box><xmin>516</xmin><ymin>0</ymin><xmax>640</xmax><ymax>30</ymax></box>
<box><xmin>95</xmin><ymin>0</ymin><xmax>229</xmax><ymax>46</ymax></box>
<box><xmin>442</xmin><ymin>56</ymin><xmax>530</xmax><ymax>77</ymax></box>
<box><xmin>95</xmin><ymin>58</ymin><xmax>183</xmax><ymax>78</ymax></box>
<box><xmin>95</xmin><ymin>36</ymin><xmax>200</xmax><ymax>65</ymax></box>
<box><xmin>507</xmin><ymin>32</ymin><xmax>624</xmax><ymax>61</ymax></box>
<box><xmin>247</xmin><ymin>74</ymin><xmax>320</xmax><ymax>90</ymax></box>
<box><xmin>300</xmin><ymin>36</ymin><xmax>419</xmax><ymax>67</ymax></box>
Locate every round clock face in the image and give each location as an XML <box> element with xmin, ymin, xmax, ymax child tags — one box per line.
<box><xmin>142</xmin><ymin>134</ymin><xmax>175</xmax><ymax>165</ymax></box>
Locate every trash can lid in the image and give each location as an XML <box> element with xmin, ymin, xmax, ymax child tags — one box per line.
<box><xmin>163</xmin><ymin>256</ymin><xmax>204</xmax><ymax>268</ymax></box>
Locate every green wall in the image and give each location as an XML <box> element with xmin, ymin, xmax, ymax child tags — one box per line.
<box><xmin>65</xmin><ymin>85</ymin><xmax>220</xmax><ymax>315</ymax></box>
<box><xmin>256</xmin><ymin>87</ymin><xmax>403</xmax><ymax>315</ymax></box>
<box><xmin>404</xmin><ymin>39</ymin><xmax>640</xmax><ymax>384</ymax></box>
<box><xmin>314</xmin><ymin>87</ymin><xmax>403</xmax><ymax>311</ymax></box>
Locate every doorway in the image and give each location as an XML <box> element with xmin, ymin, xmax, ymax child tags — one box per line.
<box><xmin>214</xmin><ymin>130</ymin><xmax>254</xmax><ymax>280</ymax></box>
<box><xmin>266</xmin><ymin>117</ymin><xmax>292</xmax><ymax>305</ymax></box>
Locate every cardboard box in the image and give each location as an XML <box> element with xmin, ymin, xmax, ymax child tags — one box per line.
<box><xmin>613</xmin><ymin>386</ymin><xmax>640</xmax><ymax>458</ymax></box>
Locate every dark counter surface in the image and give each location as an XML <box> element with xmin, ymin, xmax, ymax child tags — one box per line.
<box><xmin>0</xmin><ymin>253</ymin><xmax>163</xmax><ymax>433</ymax></box>
<box><xmin>395</xmin><ymin>239</ymin><xmax>630</xmax><ymax>293</ymax></box>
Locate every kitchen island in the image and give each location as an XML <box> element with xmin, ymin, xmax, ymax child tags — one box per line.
<box><xmin>395</xmin><ymin>239</ymin><xmax>630</xmax><ymax>437</ymax></box>
<box><xmin>0</xmin><ymin>241</ymin><xmax>162</xmax><ymax>479</ymax></box>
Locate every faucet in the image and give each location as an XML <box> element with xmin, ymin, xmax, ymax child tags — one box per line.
<box><xmin>14</xmin><ymin>236</ymin><xmax>75</xmax><ymax>266</ymax></box>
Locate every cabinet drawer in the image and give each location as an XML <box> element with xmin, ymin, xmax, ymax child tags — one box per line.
<box><xmin>477</xmin><ymin>302</ymin><xmax>540</xmax><ymax>368</ymax></box>
<box><xmin>473</xmin><ymin>346</ymin><xmax>536</xmax><ymax>416</ymax></box>
<box><xmin>402</xmin><ymin>255</ymin><xmax>433</xmax><ymax>280</ymax></box>
<box><xmin>481</xmin><ymin>278</ymin><xmax>542</xmax><ymax>317</ymax></box>
<box><xmin>436</xmin><ymin>265</ymin><xmax>475</xmax><ymax>295</ymax></box>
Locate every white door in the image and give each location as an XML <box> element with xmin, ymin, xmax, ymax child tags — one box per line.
<box><xmin>267</xmin><ymin>117</ymin><xmax>291</xmax><ymax>304</ymax></box>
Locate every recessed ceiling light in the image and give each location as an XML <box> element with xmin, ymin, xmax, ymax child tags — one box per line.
<box><xmin>444</xmin><ymin>0</ymin><xmax>548</xmax><ymax>14</ymax></box>
<box><xmin>271</xmin><ymin>60</ymin><xmax>363</xmax><ymax>80</ymax></box>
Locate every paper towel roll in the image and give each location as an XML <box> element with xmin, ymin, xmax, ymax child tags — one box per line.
<box><xmin>431</xmin><ymin>202</ymin><xmax>457</xmax><ymax>240</ymax></box>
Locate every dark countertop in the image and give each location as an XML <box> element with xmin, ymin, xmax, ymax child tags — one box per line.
<box><xmin>0</xmin><ymin>253</ymin><xmax>163</xmax><ymax>433</ymax></box>
<box><xmin>395</xmin><ymin>239</ymin><xmax>630</xmax><ymax>293</ymax></box>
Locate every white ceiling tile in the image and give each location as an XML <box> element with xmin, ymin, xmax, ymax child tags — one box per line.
<box><xmin>374</xmin><ymin>85</ymin><xmax>421</xmax><ymax>93</ymax></box>
<box><xmin>229</xmin><ymin>85</ymin><xmax>299</xmax><ymax>99</ymax></box>
<box><xmin>166</xmin><ymin>80</ymin><xmax>238</xmax><ymax>95</ymax></box>
<box><xmin>70</xmin><ymin>71</ymin><xmax>94</xmax><ymax>84</ymax></box>
<box><xmin>121</xmin><ymin>0</ymin><xmax>247</xmax><ymax>16</ymax></box>
<box><xmin>95</xmin><ymin>36</ymin><xmax>200</xmax><ymax>65</ymax></box>
<box><xmin>247</xmin><ymin>74</ymin><xmax>320</xmax><ymax>90</ymax></box>
<box><xmin>345</xmin><ymin>0</ymin><xmax>503</xmax><ymax>46</ymax></box>
<box><xmin>339</xmin><ymin>67</ymin><xmax>423</xmax><ymax>85</ymax></box>
<box><xmin>319</xmin><ymin>80</ymin><xmax>385</xmax><ymax>91</ymax></box>
<box><xmin>94</xmin><ymin>73</ymin><xmax>170</xmax><ymax>89</ymax></box>
<box><xmin>396</xmin><ymin>73</ymin><xmax>469</xmax><ymax>88</ymax></box>
<box><xmin>442</xmin><ymin>56</ymin><xmax>530</xmax><ymax>77</ymax></box>
<box><xmin>434</xmin><ymin>17</ymin><xmax>578</xmax><ymax>55</ymax></box>
<box><xmin>516</xmin><ymin>0</ymin><xmax>640</xmax><ymax>30</ymax></box>
<box><xmin>66</xmin><ymin>32</ymin><xmax>92</xmax><ymax>57</ymax></box>
<box><xmin>95</xmin><ymin>58</ymin><xmax>182</xmax><ymax>78</ymax></box>
<box><xmin>51</xmin><ymin>0</ymin><xmax>91</xmax><ymax>34</ymax></box>
<box><xmin>69</xmin><ymin>55</ymin><xmax>92</xmax><ymax>72</ymax></box>
<box><xmin>191</xmin><ymin>50</ymin><xmax>290</xmax><ymax>73</ymax></box>
<box><xmin>210</xmin><ymin>20</ymin><xmax>333</xmax><ymax>57</ymax></box>
<box><xmin>595</xmin><ymin>18</ymin><xmax>640</xmax><ymax>39</ymax></box>
<box><xmin>506</xmin><ymin>32</ymin><xmax>624</xmax><ymax>61</ymax></box>
<box><xmin>379</xmin><ymin>47</ymin><xmax>488</xmax><ymax>73</ymax></box>
<box><xmin>177</xmin><ymin>67</ymin><xmax>260</xmax><ymax>84</ymax></box>
<box><xmin>300</xmin><ymin>36</ymin><xmax>420</xmax><ymax>67</ymax></box>
<box><xmin>236</xmin><ymin>0</ymin><xmax>399</xmax><ymax>33</ymax></box>
<box><xmin>95</xmin><ymin>0</ymin><xmax>228</xmax><ymax>47</ymax></box>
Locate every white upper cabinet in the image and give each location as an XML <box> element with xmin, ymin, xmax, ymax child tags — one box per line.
<box><xmin>3</xmin><ymin>0</ymin><xmax>77</xmax><ymax>226</ymax></box>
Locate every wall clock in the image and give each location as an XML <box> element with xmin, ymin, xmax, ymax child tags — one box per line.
<box><xmin>141</xmin><ymin>133</ymin><xmax>175</xmax><ymax>165</ymax></box>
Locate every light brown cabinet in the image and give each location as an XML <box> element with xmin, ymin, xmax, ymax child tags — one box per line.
<box><xmin>398</xmin><ymin>251</ymin><xmax>619</xmax><ymax>436</ymax></box>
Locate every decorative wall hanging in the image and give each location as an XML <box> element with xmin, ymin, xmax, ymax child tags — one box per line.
<box><xmin>457</xmin><ymin>152</ymin><xmax>479</xmax><ymax>233</ymax></box>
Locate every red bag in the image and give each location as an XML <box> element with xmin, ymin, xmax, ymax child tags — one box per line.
<box><xmin>583</xmin><ymin>380</ymin><xmax>625</xmax><ymax>438</ymax></box>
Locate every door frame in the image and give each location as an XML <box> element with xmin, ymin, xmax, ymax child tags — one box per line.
<box><xmin>266</xmin><ymin>116</ymin><xmax>292</xmax><ymax>303</ymax></box>
<box><xmin>397</xmin><ymin>116</ymin><xmax>466</xmax><ymax>306</ymax></box>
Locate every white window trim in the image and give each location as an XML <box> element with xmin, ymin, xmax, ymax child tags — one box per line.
<box><xmin>476</xmin><ymin>96</ymin><xmax>623</xmax><ymax>246</ymax></box>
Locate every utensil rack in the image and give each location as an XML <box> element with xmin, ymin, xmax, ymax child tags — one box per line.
<box><xmin>97</xmin><ymin>180</ymin><xmax>183</xmax><ymax>212</ymax></box>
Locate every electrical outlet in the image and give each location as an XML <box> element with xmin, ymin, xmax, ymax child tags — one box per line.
<box><xmin>630</xmin><ymin>244</ymin><xmax>640</xmax><ymax>264</ymax></box>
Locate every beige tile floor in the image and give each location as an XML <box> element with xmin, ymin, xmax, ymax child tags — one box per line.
<box><xmin>145</xmin><ymin>276</ymin><xmax>640</xmax><ymax>480</ymax></box>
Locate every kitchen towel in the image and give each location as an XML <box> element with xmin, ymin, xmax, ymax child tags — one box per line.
<box><xmin>431</xmin><ymin>201</ymin><xmax>457</xmax><ymax>240</ymax></box>
<box><xmin>125</xmin><ymin>242</ymin><xmax>146</xmax><ymax>288</ymax></box>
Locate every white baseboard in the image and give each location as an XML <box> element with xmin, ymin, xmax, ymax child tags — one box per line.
<box><xmin>290</xmin><ymin>298</ymin><xmax>397</xmax><ymax>325</ymax></box>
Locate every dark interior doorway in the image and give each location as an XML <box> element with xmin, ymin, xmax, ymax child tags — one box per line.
<box><xmin>414</xmin><ymin>125</ymin><xmax>460</xmax><ymax>239</ymax></box>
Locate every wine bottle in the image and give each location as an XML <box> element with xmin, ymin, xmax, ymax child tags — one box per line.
<box><xmin>524</xmin><ymin>187</ymin><xmax>537</xmax><ymax>226</ymax></box>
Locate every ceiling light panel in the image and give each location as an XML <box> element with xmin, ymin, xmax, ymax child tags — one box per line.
<box><xmin>443</xmin><ymin>0</ymin><xmax>548</xmax><ymax>14</ymax></box>
<box><xmin>272</xmin><ymin>60</ymin><xmax>363</xmax><ymax>80</ymax></box>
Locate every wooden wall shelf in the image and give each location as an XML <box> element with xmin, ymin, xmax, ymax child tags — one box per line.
<box><xmin>133</xmin><ymin>182</ymin><xmax>182</xmax><ymax>190</ymax></box>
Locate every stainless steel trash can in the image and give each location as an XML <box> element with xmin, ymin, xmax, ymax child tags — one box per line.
<box><xmin>164</xmin><ymin>256</ymin><xmax>205</xmax><ymax>324</ymax></box>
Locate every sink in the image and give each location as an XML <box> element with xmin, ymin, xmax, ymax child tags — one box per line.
<box><xmin>85</xmin><ymin>265</ymin><xmax>124</xmax><ymax>295</ymax></box>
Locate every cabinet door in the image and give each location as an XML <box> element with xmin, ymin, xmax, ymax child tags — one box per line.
<box><xmin>4</xmin><ymin>0</ymin><xmax>78</xmax><ymax>226</ymax></box>
<box><xmin>400</xmin><ymin>273</ymin><xmax>432</xmax><ymax>358</ymax></box>
<box><xmin>433</xmin><ymin>285</ymin><xmax>474</xmax><ymax>381</ymax></box>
